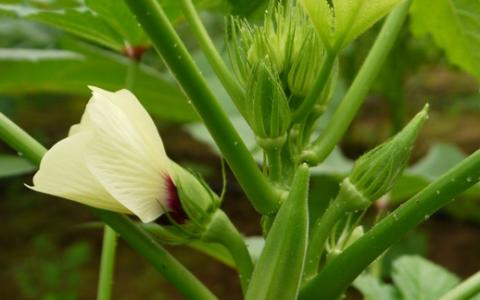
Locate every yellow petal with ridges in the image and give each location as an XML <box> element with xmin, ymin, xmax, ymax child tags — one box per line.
<box><xmin>85</xmin><ymin>90</ymin><xmax>171</xmax><ymax>223</ymax></box>
<box><xmin>30</xmin><ymin>131</ymin><xmax>130</xmax><ymax>213</ymax></box>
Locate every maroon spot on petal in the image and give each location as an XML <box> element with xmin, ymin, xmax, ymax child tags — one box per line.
<box><xmin>155</xmin><ymin>176</ymin><xmax>189</xmax><ymax>226</ymax></box>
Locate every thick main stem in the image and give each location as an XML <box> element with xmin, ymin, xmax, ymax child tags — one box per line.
<box><xmin>97</xmin><ymin>226</ymin><xmax>117</xmax><ymax>300</ymax></box>
<box><xmin>305</xmin><ymin>1</ymin><xmax>412</xmax><ymax>165</ymax></box>
<box><xmin>176</xmin><ymin>0</ymin><xmax>245</xmax><ymax>112</ymax></box>
<box><xmin>123</xmin><ymin>0</ymin><xmax>281</xmax><ymax>214</ymax></box>
<box><xmin>0</xmin><ymin>113</ymin><xmax>218</xmax><ymax>300</ymax></box>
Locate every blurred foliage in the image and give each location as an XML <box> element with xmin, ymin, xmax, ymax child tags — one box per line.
<box><xmin>14</xmin><ymin>237</ymin><xmax>92</xmax><ymax>300</ymax></box>
<box><xmin>354</xmin><ymin>255</ymin><xmax>464</xmax><ymax>300</ymax></box>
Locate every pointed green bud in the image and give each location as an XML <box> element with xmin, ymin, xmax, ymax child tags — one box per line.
<box><xmin>300</xmin><ymin>0</ymin><xmax>406</xmax><ymax>51</ymax></box>
<box><xmin>153</xmin><ymin>163</ymin><xmax>221</xmax><ymax>245</ymax></box>
<box><xmin>338</xmin><ymin>105</ymin><xmax>429</xmax><ymax>211</ymax></box>
<box><xmin>246</xmin><ymin>60</ymin><xmax>290</xmax><ymax>144</ymax></box>
<box><xmin>287</xmin><ymin>31</ymin><xmax>323</xmax><ymax>97</ymax></box>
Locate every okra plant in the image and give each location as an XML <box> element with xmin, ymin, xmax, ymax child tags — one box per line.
<box><xmin>1</xmin><ymin>0</ymin><xmax>480</xmax><ymax>299</ymax></box>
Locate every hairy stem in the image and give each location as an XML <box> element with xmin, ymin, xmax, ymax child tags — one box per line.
<box><xmin>176</xmin><ymin>0</ymin><xmax>245</xmax><ymax>111</ymax></box>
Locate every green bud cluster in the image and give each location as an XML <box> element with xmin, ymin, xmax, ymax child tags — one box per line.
<box><xmin>227</xmin><ymin>0</ymin><xmax>336</xmax><ymax>143</ymax></box>
<box><xmin>338</xmin><ymin>105</ymin><xmax>429</xmax><ymax>212</ymax></box>
<box><xmin>228</xmin><ymin>2</ymin><xmax>313</xmax><ymax>87</ymax></box>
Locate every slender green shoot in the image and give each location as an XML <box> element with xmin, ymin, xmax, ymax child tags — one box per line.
<box><xmin>439</xmin><ymin>269</ymin><xmax>480</xmax><ymax>300</ymax></box>
<box><xmin>97</xmin><ymin>226</ymin><xmax>117</xmax><ymax>300</ymax></box>
<box><xmin>176</xmin><ymin>0</ymin><xmax>245</xmax><ymax>111</ymax></box>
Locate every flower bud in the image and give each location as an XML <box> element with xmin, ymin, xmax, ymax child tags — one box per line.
<box><xmin>338</xmin><ymin>105</ymin><xmax>429</xmax><ymax>211</ymax></box>
<box><xmin>287</xmin><ymin>31</ymin><xmax>322</xmax><ymax>98</ymax></box>
<box><xmin>246</xmin><ymin>60</ymin><xmax>290</xmax><ymax>145</ymax></box>
<box><xmin>155</xmin><ymin>164</ymin><xmax>221</xmax><ymax>244</ymax></box>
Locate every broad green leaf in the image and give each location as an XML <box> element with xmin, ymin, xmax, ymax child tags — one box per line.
<box><xmin>0</xmin><ymin>4</ymin><xmax>124</xmax><ymax>51</ymax></box>
<box><xmin>302</xmin><ymin>0</ymin><xmax>405</xmax><ymax>49</ymax></box>
<box><xmin>353</xmin><ymin>274</ymin><xmax>400</xmax><ymax>300</ymax></box>
<box><xmin>346</xmin><ymin>0</ymin><xmax>406</xmax><ymax>47</ymax></box>
<box><xmin>0</xmin><ymin>45</ymin><xmax>197</xmax><ymax>122</ymax></box>
<box><xmin>410</xmin><ymin>0</ymin><xmax>480</xmax><ymax>81</ymax></box>
<box><xmin>246</xmin><ymin>165</ymin><xmax>309</xmax><ymax>300</ymax></box>
<box><xmin>392</xmin><ymin>255</ymin><xmax>459</xmax><ymax>300</ymax></box>
<box><xmin>85</xmin><ymin>0</ymin><xmax>148</xmax><ymax>47</ymax></box>
<box><xmin>0</xmin><ymin>155</ymin><xmax>37</xmax><ymax>178</ymax></box>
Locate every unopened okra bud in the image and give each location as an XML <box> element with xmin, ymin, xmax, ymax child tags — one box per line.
<box><xmin>338</xmin><ymin>104</ymin><xmax>429</xmax><ymax>212</ymax></box>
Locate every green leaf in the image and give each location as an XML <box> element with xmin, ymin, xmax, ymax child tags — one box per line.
<box><xmin>0</xmin><ymin>4</ymin><xmax>124</xmax><ymax>51</ymax></box>
<box><xmin>0</xmin><ymin>44</ymin><xmax>197</xmax><ymax>122</ymax></box>
<box><xmin>392</xmin><ymin>255</ymin><xmax>459</xmax><ymax>300</ymax></box>
<box><xmin>353</xmin><ymin>274</ymin><xmax>400</xmax><ymax>300</ymax></box>
<box><xmin>0</xmin><ymin>155</ymin><xmax>37</xmax><ymax>178</ymax></box>
<box><xmin>345</xmin><ymin>0</ymin><xmax>406</xmax><ymax>47</ymax></box>
<box><xmin>410</xmin><ymin>0</ymin><xmax>480</xmax><ymax>81</ymax></box>
<box><xmin>246</xmin><ymin>165</ymin><xmax>309</xmax><ymax>300</ymax></box>
<box><xmin>85</xmin><ymin>0</ymin><xmax>148</xmax><ymax>47</ymax></box>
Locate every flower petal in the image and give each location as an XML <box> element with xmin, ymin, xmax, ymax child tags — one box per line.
<box><xmin>69</xmin><ymin>108</ymin><xmax>93</xmax><ymax>136</ymax></box>
<box><xmin>30</xmin><ymin>131</ymin><xmax>130</xmax><ymax>213</ymax></box>
<box><xmin>85</xmin><ymin>91</ymin><xmax>171</xmax><ymax>223</ymax></box>
<box><xmin>88</xmin><ymin>86</ymin><xmax>170</xmax><ymax>173</ymax></box>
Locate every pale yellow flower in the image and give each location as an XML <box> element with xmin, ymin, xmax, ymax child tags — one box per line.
<box><xmin>30</xmin><ymin>86</ymin><xmax>177</xmax><ymax>223</ymax></box>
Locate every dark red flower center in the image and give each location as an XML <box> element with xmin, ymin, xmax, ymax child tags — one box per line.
<box><xmin>156</xmin><ymin>177</ymin><xmax>188</xmax><ymax>225</ymax></box>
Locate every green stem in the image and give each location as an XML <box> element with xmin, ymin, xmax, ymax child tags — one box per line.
<box><xmin>303</xmin><ymin>197</ymin><xmax>346</xmax><ymax>279</ymax></box>
<box><xmin>202</xmin><ymin>210</ymin><xmax>253</xmax><ymax>295</ymax></box>
<box><xmin>292</xmin><ymin>52</ymin><xmax>336</xmax><ymax>123</ymax></box>
<box><xmin>0</xmin><ymin>113</ymin><xmax>46</xmax><ymax>166</ymax></box>
<box><xmin>125</xmin><ymin>57</ymin><xmax>139</xmax><ymax>91</ymax></box>
<box><xmin>439</xmin><ymin>269</ymin><xmax>480</xmax><ymax>300</ymax></box>
<box><xmin>93</xmin><ymin>210</ymin><xmax>218</xmax><ymax>300</ymax></box>
<box><xmin>299</xmin><ymin>148</ymin><xmax>480</xmax><ymax>300</ymax></box>
<box><xmin>0</xmin><ymin>115</ymin><xmax>218</xmax><ymax>300</ymax></box>
<box><xmin>176</xmin><ymin>0</ymin><xmax>245</xmax><ymax>111</ymax></box>
<box><xmin>97</xmin><ymin>226</ymin><xmax>117</xmax><ymax>300</ymax></box>
<box><xmin>266</xmin><ymin>148</ymin><xmax>282</xmax><ymax>184</ymax></box>
<box><xmin>123</xmin><ymin>0</ymin><xmax>281</xmax><ymax>214</ymax></box>
<box><xmin>305</xmin><ymin>1</ymin><xmax>412</xmax><ymax>165</ymax></box>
